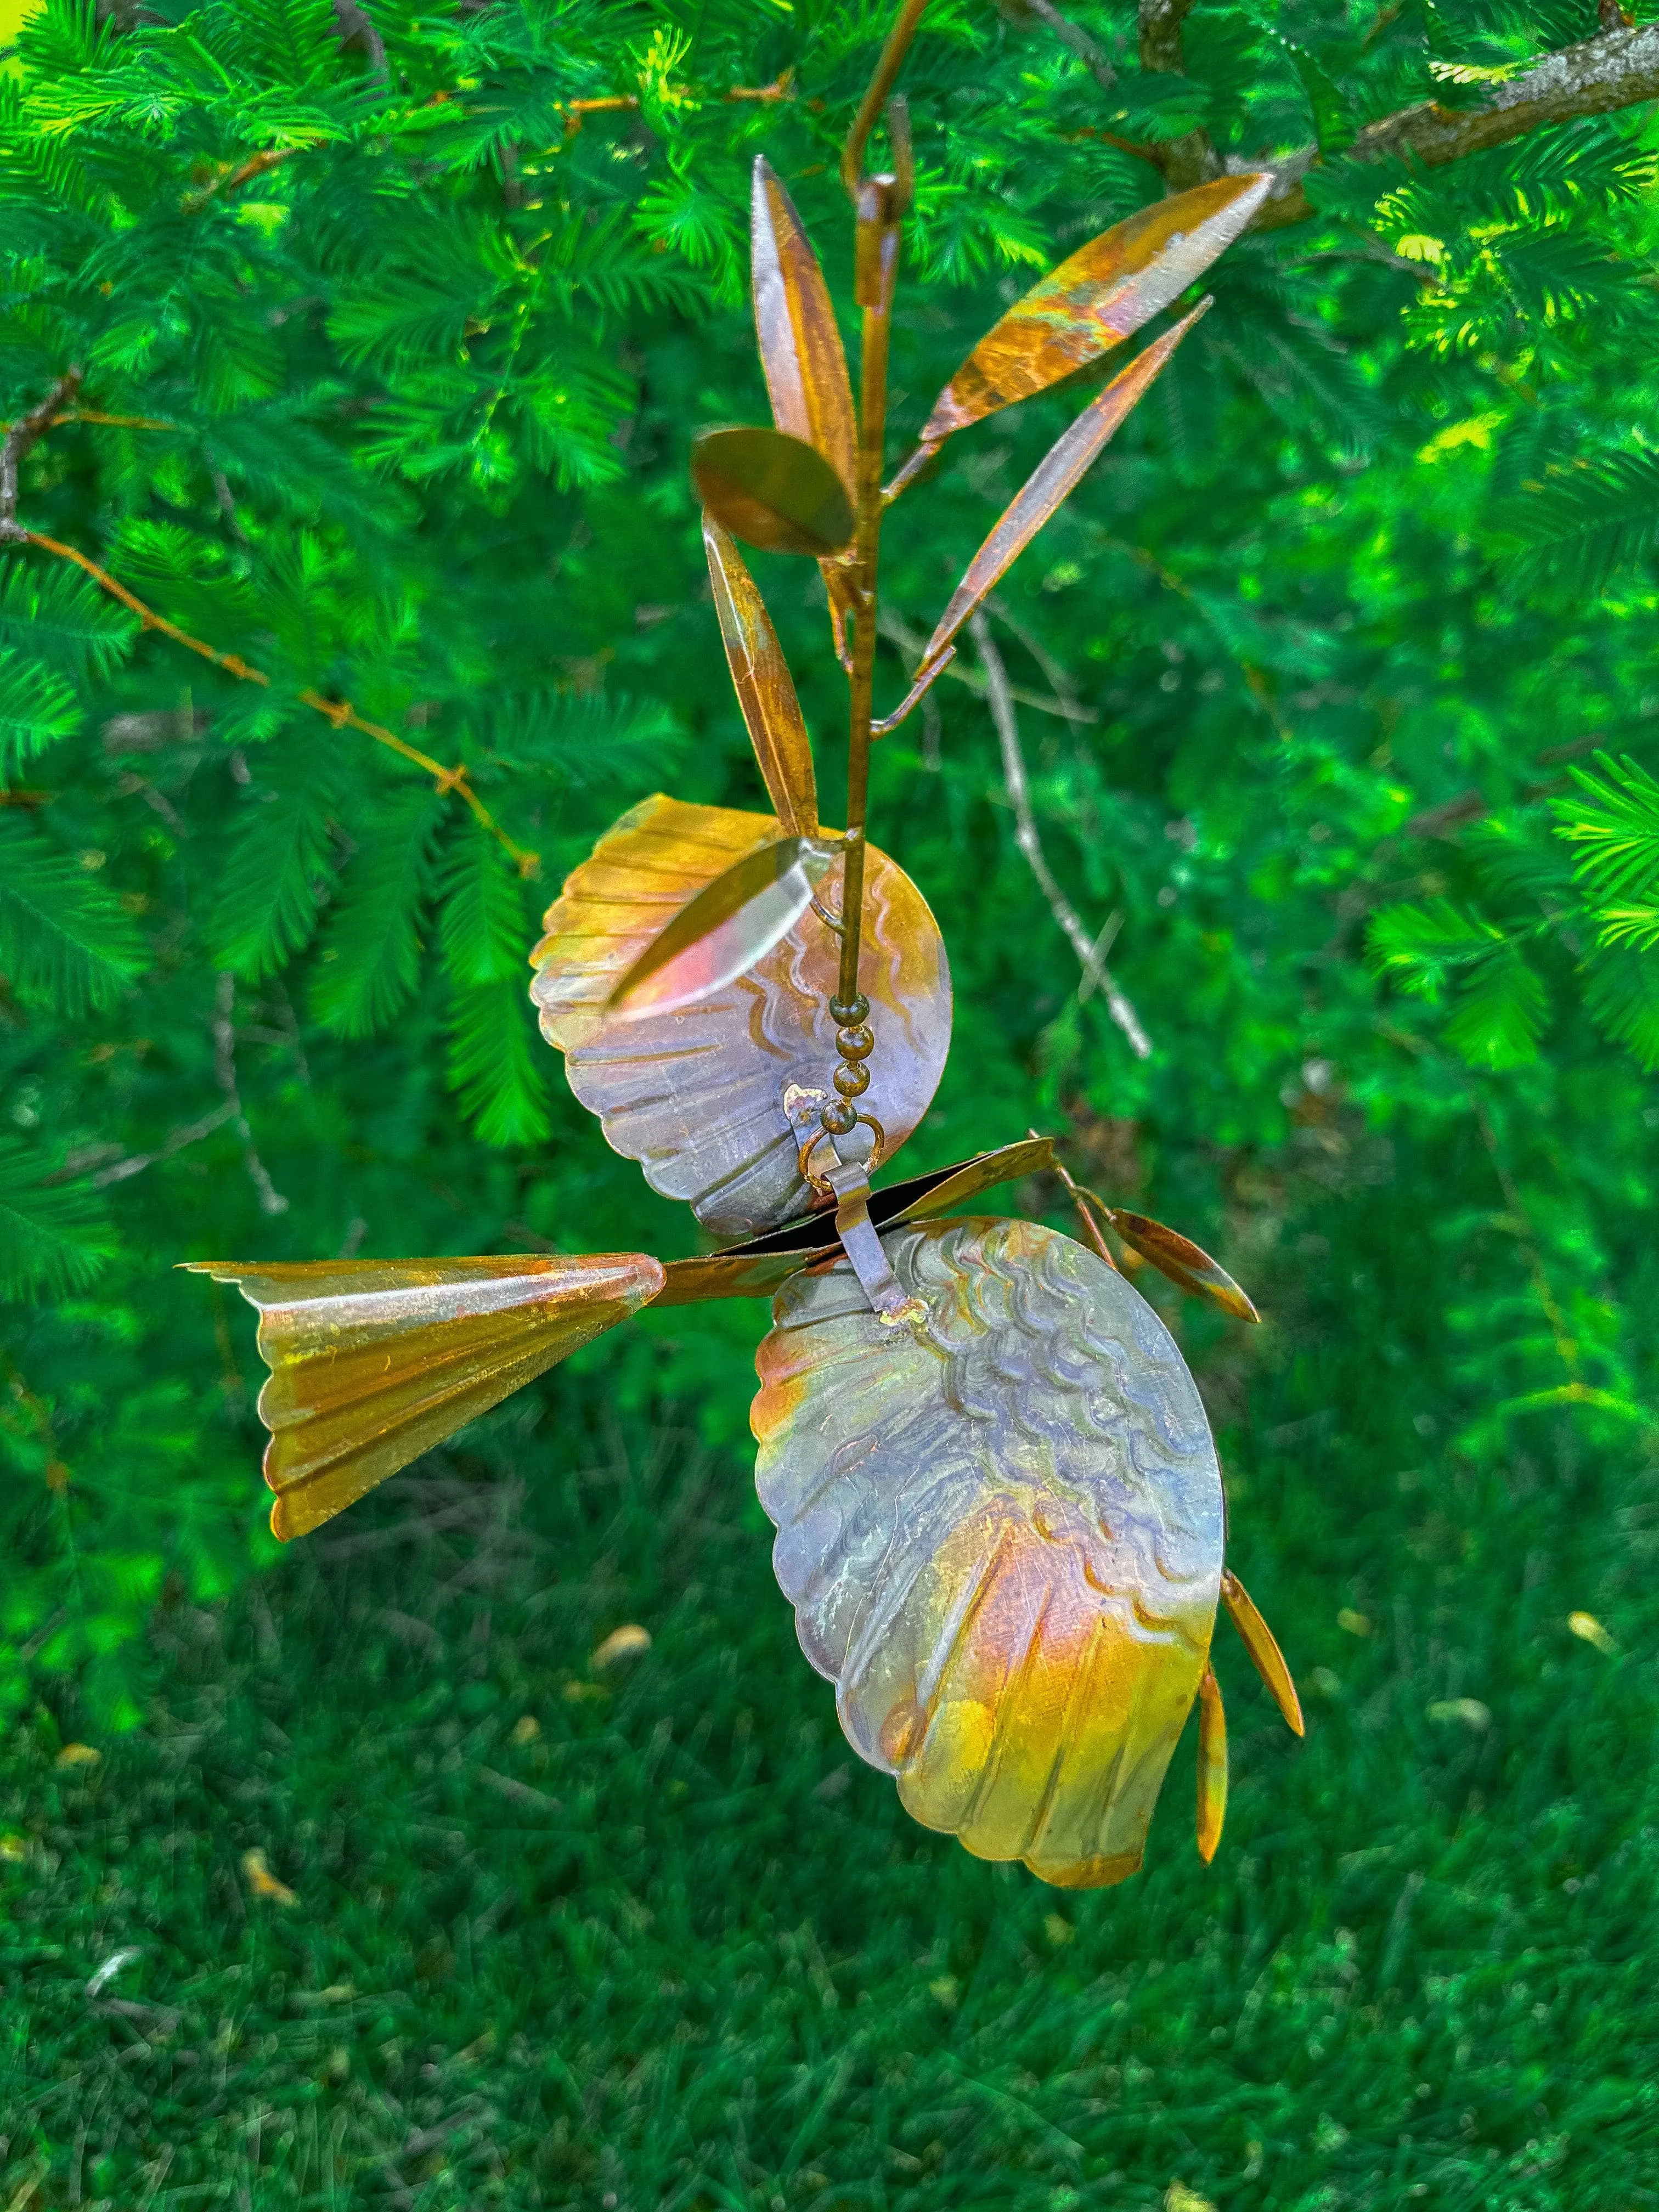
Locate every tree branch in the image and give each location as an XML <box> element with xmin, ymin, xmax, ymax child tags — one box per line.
<box><xmin>1249</xmin><ymin>21</ymin><xmax>1659</xmax><ymax>230</ymax></box>
<box><xmin>1065</xmin><ymin>13</ymin><xmax>1659</xmax><ymax>228</ymax></box>
<box><xmin>971</xmin><ymin>614</ymin><xmax>1153</xmax><ymax>1059</ymax></box>
<box><xmin>1138</xmin><ymin>0</ymin><xmax>1220</xmax><ymax>191</ymax></box>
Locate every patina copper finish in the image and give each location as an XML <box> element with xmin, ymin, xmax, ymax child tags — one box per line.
<box><xmin>751</xmin><ymin>159</ymin><xmax>856</xmax><ymax>498</ymax></box>
<box><xmin>529</xmin><ymin>794</ymin><xmax>951</xmax><ymax>1239</ymax></box>
<box><xmin>753</xmin><ymin>1218</ymin><xmax>1224</xmax><ymax>1887</ymax></box>
<box><xmin>185</xmin><ymin>3</ymin><xmax>1297</xmax><ymax>1892</ymax></box>
<box><xmin>691</xmin><ymin>426</ymin><xmax>854</xmax><ymax>558</ymax></box>
<box><xmin>183</xmin><ymin>1254</ymin><xmax>664</xmax><ymax>1541</ymax></box>
<box><xmin>915</xmin><ymin>305</ymin><xmax>1209</xmax><ymax>679</ymax></box>
<box><xmin>703</xmin><ymin>519</ymin><xmax>820</xmax><ymax>838</ymax></box>
<box><xmin>887</xmin><ymin>173</ymin><xmax>1272</xmax><ymax>498</ymax></box>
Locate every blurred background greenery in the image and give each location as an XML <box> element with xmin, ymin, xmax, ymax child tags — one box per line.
<box><xmin>2</xmin><ymin>0</ymin><xmax>1657</xmax><ymax>2202</ymax></box>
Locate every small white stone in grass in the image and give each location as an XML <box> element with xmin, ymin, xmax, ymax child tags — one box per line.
<box><xmin>1568</xmin><ymin>1611</ymin><xmax>1616</xmax><ymax>1654</ymax></box>
<box><xmin>1427</xmin><ymin>1697</ymin><xmax>1491</xmax><ymax>1730</ymax></box>
<box><xmin>591</xmin><ymin>1624</ymin><xmax>651</xmax><ymax>1670</ymax></box>
<box><xmin>86</xmin><ymin>1946</ymin><xmax>142</xmax><ymax>1999</ymax></box>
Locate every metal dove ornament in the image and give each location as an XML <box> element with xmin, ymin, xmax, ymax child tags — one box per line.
<box><xmin>184</xmin><ymin>6</ymin><xmax>1297</xmax><ymax>1892</ymax></box>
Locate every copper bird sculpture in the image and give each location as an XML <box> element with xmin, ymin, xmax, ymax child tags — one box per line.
<box><xmin>187</xmin><ymin>7</ymin><xmax>1302</xmax><ymax>1891</ymax></box>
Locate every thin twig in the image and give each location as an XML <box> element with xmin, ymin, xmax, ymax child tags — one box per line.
<box><xmin>10</xmin><ymin>521</ymin><xmax>537</xmax><ymax>872</ymax></box>
<box><xmin>971</xmin><ymin>612</ymin><xmax>1152</xmax><ymax>1058</ymax></box>
<box><xmin>1022</xmin><ymin>0</ymin><xmax>1118</xmax><ymax>91</ymax></box>
<box><xmin>213</xmin><ymin>974</ymin><xmax>289</xmax><ymax>1217</ymax></box>
<box><xmin>878</xmin><ymin>607</ymin><xmax>1096</xmax><ymax>724</ymax></box>
<box><xmin>87</xmin><ymin>1102</ymin><xmax>240</xmax><ymax>1189</ymax></box>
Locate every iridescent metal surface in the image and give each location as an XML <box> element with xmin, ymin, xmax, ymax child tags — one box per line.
<box><xmin>1103</xmin><ymin>1205</ymin><xmax>1260</xmax><ymax>1323</ymax></box>
<box><xmin>691</xmin><ymin>426</ymin><xmax>854</xmax><ymax>557</ymax></box>
<box><xmin>652</xmin><ymin>1136</ymin><xmax>1056</xmax><ymax>1308</ymax></box>
<box><xmin>703</xmin><ymin>519</ymin><xmax>820</xmax><ymax>837</ymax></box>
<box><xmin>606</xmin><ymin>832</ymin><xmax>838</xmax><ymax>1018</ymax></box>
<box><xmin>184</xmin><ymin>5</ymin><xmax>1292</xmax><ymax>1893</ymax></box>
<box><xmin>751</xmin><ymin>157</ymin><xmax>856</xmax><ymax>498</ymax></box>
<box><xmin>916</xmin><ymin>306</ymin><xmax>1207</xmax><ymax>679</ymax></box>
<box><xmin>913</xmin><ymin>175</ymin><xmax>1270</xmax><ymax>458</ymax></box>
<box><xmin>184</xmin><ymin>1254</ymin><xmax>664</xmax><ymax>1539</ymax></box>
<box><xmin>752</xmin><ymin>1218</ymin><xmax>1224</xmax><ymax>1887</ymax></box>
<box><xmin>531</xmin><ymin>794</ymin><xmax>952</xmax><ymax>1238</ymax></box>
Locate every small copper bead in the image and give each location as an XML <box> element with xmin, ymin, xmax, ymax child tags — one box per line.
<box><xmin>820</xmin><ymin>1097</ymin><xmax>858</xmax><ymax>1135</ymax></box>
<box><xmin>833</xmin><ymin>1060</ymin><xmax>871</xmax><ymax>1098</ymax></box>
<box><xmin>836</xmin><ymin>1023</ymin><xmax>874</xmax><ymax>1061</ymax></box>
<box><xmin>829</xmin><ymin>993</ymin><xmax>869</xmax><ymax>1026</ymax></box>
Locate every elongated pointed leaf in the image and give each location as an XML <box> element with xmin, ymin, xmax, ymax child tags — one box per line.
<box><xmin>1221</xmin><ymin>1569</ymin><xmax>1304</xmax><ymax>1736</ymax></box>
<box><xmin>1196</xmin><ymin>1667</ymin><xmax>1227</xmax><ymax>1864</ymax></box>
<box><xmin>704</xmin><ymin>520</ymin><xmax>818</xmax><ymax>836</ymax></box>
<box><xmin>919</xmin><ymin>304</ymin><xmax>1207</xmax><ymax>675</ymax></box>
<box><xmin>692</xmin><ymin>427</ymin><xmax>854</xmax><ymax>557</ymax></box>
<box><xmin>922</xmin><ymin>174</ymin><xmax>1269</xmax><ymax>450</ymax></box>
<box><xmin>1107</xmin><ymin>1198</ymin><xmax>1259</xmax><ymax>1322</ymax></box>
<box><xmin>607</xmin><ymin>832</ymin><xmax>838</xmax><ymax>1018</ymax></box>
<box><xmin>751</xmin><ymin>157</ymin><xmax>856</xmax><ymax>496</ymax></box>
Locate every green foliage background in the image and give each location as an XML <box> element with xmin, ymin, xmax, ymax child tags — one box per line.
<box><xmin>2</xmin><ymin>0</ymin><xmax>1658</xmax><ymax>2202</ymax></box>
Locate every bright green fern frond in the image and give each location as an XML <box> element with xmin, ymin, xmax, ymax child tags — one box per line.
<box><xmin>211</xmin><ymin>753</ymin><xmax>341</xmax><ymax>980</ymax></box>
<box><xmin>1495</xmin><ymin>445</ymin><xmax>1659</xmax><ymax>598</ymax></box>
<box><xmin>0</xmin><ymin>816</ymin><xmax>147</xmax><ymax>1015</ymax></box>
<box><xmin>1367</xmin><ymin>899</ymin><xmax>1505</xmax><ymax>1002</ymax></box>
<box><xmin>1582</xmin><ymin>945</ymin><xmax>1659</xmax><ymax>1072</ymax></box>
<box><xmin>445</xmin><ymin>977</ymin><xmax>551</xmax><ymax>1148</ymax></box>
<box><xmin>0</xmin><ymin>560</ymin><xmax>138</xmax><ymax>686</ymax></box>
<box><xmin>437</xmin><ymin>818</ymin><xmax>533</xmax><ymax>988</ymax></box>
<box><xmin>1441</xmin><ymin>943</ymin><xmax>1548</xmax><ymax>1070</ymax></box>
<box><xmin>0</xmin><ymin>647</ymin><xmax>81</xmax><ymax>782</ymax></box>
<box><xmin>1554</xmin><ymin>754</ymin><xmax>1659</xmax><ymax>904</ymax></box>
<box><xmin>0</xmin><ymin>1137</ymin><xmax>114</xmax><ymax>1302</ymax></box>
<box><xmin>311</xmin><ymin>788</ymin><xmax>440</xmax><ymax>1037</ymax></box>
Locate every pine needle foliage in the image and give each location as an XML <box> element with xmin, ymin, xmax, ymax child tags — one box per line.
<box><xmin>0</xmin><ymin>0</ymin><xmax>1655</xmax><ymax>1807</ymax></box>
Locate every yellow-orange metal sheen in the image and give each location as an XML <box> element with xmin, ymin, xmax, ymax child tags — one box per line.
<box><xmin>918</xmin><ymin>305</ymin><xmax>1208</xmax><ymax>675</ymax></box>
<box><xmin>753</xmin><ymin>1218</ymin><xmax>1223</xmax><ymax>1888</ymax></box>
<box><xmin>919</xmin><ymin>174</ymin><xmax>1271</xmax><ymax>449</ymax></box>
<box><xmin>1105</xmin><ymin>1205</ymin><xmax>1260</xmax><ymax>1323</ymax></box>
<box><xmin>692</xmin><ymin>426</ymin><xmax>855</xmax><ymax>557</ymax></box>
<box><xmin>751</xmin><ymin>158</ymin><xmax>857</xmax><ymax>497</ymax></box>
<box><xmin>1220</xmin><ymin>1568</ymin><xmax>1305</xmax><ymax>1735</ymax></box>
<box><xmin>703</xmin><ymin>519</ymin><xmax>819</xmax><ymax>837</ymax></box>
<box><xmin>1196</xmin><ymin>1667</ymin><xmax>1228</xmax><ymax>1862</ymax></box>
<box><xmin>531</xmin><ymin>795</ymin><xmax>952</xmax><ymax>1238</ymax></box>
<box><xmin>606</xmin><ymin>832</ymin><xmax>837</xmax><ymax>1017</ymax></box>
<box><xmin>183</xmin><ymin>1255</ymin><xmax>664</xmax><ymax>1541</ymax></box>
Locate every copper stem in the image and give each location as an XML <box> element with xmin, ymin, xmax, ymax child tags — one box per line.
<box><xmin>838</xmin><ymin>204</ymin><xmax>896</xmax><ymax>1011</ymax></box>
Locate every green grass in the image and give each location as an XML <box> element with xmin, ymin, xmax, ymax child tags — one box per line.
<box><xmin>4</xmin><ymin>1134</ymin><xmax>1658</xmax><ymax>2211</ymax></box>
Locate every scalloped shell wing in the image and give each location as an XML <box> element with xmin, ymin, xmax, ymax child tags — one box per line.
<box><xmin>751</xmin><ymin>1217</ymin><xmax>1223</xmax><ymax>1887</ymax></box>
<box><xmin>529</xmin><ymin>794</ymin><xmax>952</xmax><ymax>1238</ymax></box>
